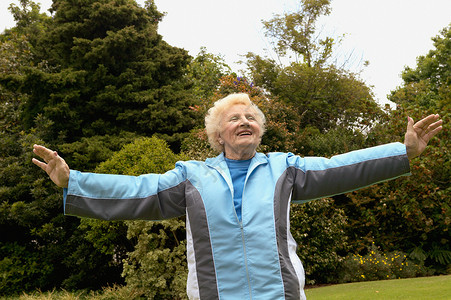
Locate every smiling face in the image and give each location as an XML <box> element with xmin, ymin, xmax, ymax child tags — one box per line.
<box><xmin>218</xmin><ymin>104</ymin><xmax>262</xmax><ymax>160</ymax></box>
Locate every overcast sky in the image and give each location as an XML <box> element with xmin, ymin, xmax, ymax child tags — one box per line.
<box><xmin>1</xmin><ymin>0</ymin><xmax>450</xmax><ymax>105</ymax></box>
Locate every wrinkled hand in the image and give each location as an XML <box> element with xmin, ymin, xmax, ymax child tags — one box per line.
<box><xmin>32</xmin><ymin>144</ymin><xmax>70</xmax><ymax>188</ymax></box>
<box><xmin>404</xmin><ymin>114</ymin><xmax>442</xmax><ymax>160</ymax></box>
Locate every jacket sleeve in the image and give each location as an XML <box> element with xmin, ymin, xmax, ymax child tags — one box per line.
<box><xmin>289</xmin><ymin>142</ymin><xmax>411</xmax><ymax>203</ymax></box>
<box><xmin>63</xmin><ymin>163</ymin><xmax>188</xmax><ymax>221</ymax></box>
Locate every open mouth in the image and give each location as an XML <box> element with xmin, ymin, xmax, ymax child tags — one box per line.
<box><xmin>237</xmin><ymin>131</ymin><xmax>252</xmax><ymax>136</ymax></box>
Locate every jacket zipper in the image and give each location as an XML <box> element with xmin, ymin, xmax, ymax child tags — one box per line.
<box><xmin>214</xmin><ymin>159</ymin><xmax>265</xmax><ymax>299</ymax></box>
<box><xmin>239</xmin><ymin>219</ymin><xmax>253</xmax><ymax>299</ymax></box>
<box><xmin>239</xmin><ymin>160</ymin><xmax>263</xmax><ymax>300</ymax></box>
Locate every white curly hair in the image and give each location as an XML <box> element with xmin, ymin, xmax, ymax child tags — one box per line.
<box><xmin>204</xmin><ymin>93</ymin><xmax>266</xmax><ymax>153</ymax></box>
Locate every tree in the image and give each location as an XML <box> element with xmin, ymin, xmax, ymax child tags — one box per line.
<box><xmin>343</xmin><ymin>25</ymin><xmax>450</xmax><ymax>273</ymax></box>
<box><xmin>0</xmin><ymin>9</ymin><xmax>64</xmax><ymax>293</ymax></box>
<box><xmin>262</xmin><ymin>0</ymin><xmax>333</xmax><ymax>67</ymax></box>
<box><xmin>244</xmin><ymin>0</ymin><xmax>382</xmax><ymax>154</ymax></box>
<box><xmin>4</xmin><ymin>0</ymin><xmax>198</xmax><ymax>150</ymax></box>
<box><xmin>2</xmin><ymin>0</ymin><xmax>50</xmax><ymax>46</ymax></box>
<box><xmin>0</xmin><ymin>0</ymin><xmax>202</xmax><ymax>294</ymax></box>
<box><xmin>185</xmin><ymin>47</ymin><xmax>232</xmax><ymax>102</ymax></box>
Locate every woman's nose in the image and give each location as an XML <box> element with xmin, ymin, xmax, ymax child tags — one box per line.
<box><xmin>240</xmin><ymin>118</ymin><xmax>250</xmax><ymax>126</ymax></box>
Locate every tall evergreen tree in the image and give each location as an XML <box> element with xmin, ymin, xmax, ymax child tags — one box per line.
<box><xmin>14</xmin><ymin>0</ymin><xmax>197</xmax><ymax>147</ymax></box>
<box><xmin>0</xmin><ymin>0</ymin><xmax>201</xmax><ymax>294</ymax></box>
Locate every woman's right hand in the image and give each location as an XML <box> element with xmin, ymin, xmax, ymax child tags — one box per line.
<box><xmin>32</xmin><ymin>144</ymin><xmax>70</xmax><ymax>188</ymax></box>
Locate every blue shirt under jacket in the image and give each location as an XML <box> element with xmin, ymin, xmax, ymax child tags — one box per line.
<box><xmin>225</xmin><ymin>157</ymin><xmax>251</xmax><ymax>222</ymax></box>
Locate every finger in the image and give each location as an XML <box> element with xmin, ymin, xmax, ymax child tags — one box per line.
<box><xmin>423</xmin><ymin>123</ymin><xmax>443</xmax><ymax>142</ymax></box>
<box><xmin>413</xmin><ymin>114</ymin><xmax>440</xmax><ymax>131</ymax></box>
<box><xmin>418</xmin><ymin>118</ymin><xmax>443</xmax><ymax>139</ymax></box>
<box><xmin>406</xmin><ymin>116</ymin><xmax>415</xmax><ymax>135</ymax></box>
<box><xmin>428</xmin><ymin>119</ymin><xmax>443</xmax><ymax>130</ymax></box>
<box><xmin>33</xmin><ymin>144</ymin><xmax>54</xmax><ymax>163</ymax></box>
<box><xmin>32</xmin><ymin>157</ymin><xmax>48</xmax><ymax>171</ymax></box>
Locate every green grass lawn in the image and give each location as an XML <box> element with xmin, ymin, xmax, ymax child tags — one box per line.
<box><xmin>4</xmin><ymin>275</ymin><xmax>450</xmax><ymax>299</ymax></box>
<box><xmin>305</xmin><ymin>275</ymin><xmax>451</xmax><ymax>300</ymax></box>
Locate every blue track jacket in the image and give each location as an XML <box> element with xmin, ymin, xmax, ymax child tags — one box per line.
<box><xmin>64</xmin><ymin>142</ymin><xmax>410</xmax><ymax>300</ymax></box>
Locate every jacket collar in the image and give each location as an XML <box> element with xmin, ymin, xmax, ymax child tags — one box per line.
<box><xmin>205</xmin><ymin>152</ymin><xmax>268</xmax><ymax>169</ymax></box>
<box><xmin>205</xmin><ymin>152</ymin><xmax>268</xmax><ymax>192</ymax></box>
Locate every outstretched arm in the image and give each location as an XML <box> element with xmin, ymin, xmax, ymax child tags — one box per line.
<box><xmin>404</xmin><ymin>114</ymin><xmax>442</xmax><ymax>160</ymax></box>
<box><xmin>32</xmin><ymin>144</ymin><xmax>70</xmax><ymax>188</ymax></box>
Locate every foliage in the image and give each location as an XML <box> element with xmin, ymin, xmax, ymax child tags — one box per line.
<box><xmin>0</xmin><ymin>0</ymin><xmax>198</xmax><ymax>295</ymax></box>
<box><xmin>60</xmin><ymin>132</ymin><xmax>138</xmax><ymax>171</ymax></box>
<box><xmin>390</xmin><ymin>25</ymin><xmax>450</xmax><ymax>116</ymax></box>
<box><xmin>17</xmin><ymin>284</ymin><xmax>142</xmax><ymax>299</ymax></box>
<box><xmin>180</xmin><ymin>128</ymin><xmax>216</xmax><ymax>161</ymax></box>
<box><xmin>344</xmin><ymin>24</ymin><xmax>450</xmax><ymax>274</ymax></box>
<box><xmin>0</xmin><ymin>12</ymin><xmax>80</xmax><ymax>294</ymax></box>
<box><xmin>185</xmin><ymin>47</ymin><xmax>231</xmax><ymax>102</ymax></box>
<box><xmin>2</xmin><ymin>0</ymin><xmax>198</xmax><ymax>151</ymax></box>
<box><xmin>123</xmin><ymin>219</ymin><xmax>187</xmax><ymax>300</ymax></box>
<box><xmin>262</xmin><ymin>0</ymin><xmax>333</xmax><ymax>67</ymax></box>
<box><xmin>244</xmin><ymin>0</ymin><xmax>382</xmax><ymax>159</ymax></box>
<box><xmin>400</xmin><ymin>25</ymin><xmax>450</xmax><ymax>99</ymax></box>
<box><xmin>290</xmin><ymin>198</ymin><xmax>349</xmax><ymax>285</ymax></box>
<box><xmin>342</xmin><ymin>106</ymin><xmax>450</xmax><ymax>273</ymax></box>
<box><xmin>339</xmin><ymin>243</ymin><xmax>431</xmax><ymax>283</ymax></box>
<box><xmin>3</xmin><ymin>0</ymin><xmax>51</xmax><ymax>47</ymax></box>
<box><xmin>245</xmin><ymin>55</ymin><xmax>382</xmax><ymax>135</ymax></box>
<box><xmin>0</xmin><ymin>117</ymin><xmax>112</xmax><ymax>294</ymax></box>
<box><xmin>303</xmin><ymin>126</ymin><xmax>365</xmax><ymax>156</ymax></box>
<box><xmin>87</xmin><ymin>136</ymin><xmax>188</xmax><ymax>299</ymax></box>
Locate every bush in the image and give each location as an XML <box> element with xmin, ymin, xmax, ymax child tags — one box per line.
<box><xmin>122</xmin><ymin>219</ymin><xmax>187</xmax><ymax>300</ymax></box>
<box><xmin>339</xmin><ymin>243</ymin><xmax>431</xmax><ymax>283</ymax></box>
<box><xmin>290</xmin><ymin>198</ymin><xmax>349</xmax><ymax>284</ymax></box>
<box><xmin>92</xmin><ymin>136</ymin><xmax>188</xmax><ymax>299</ymax></box>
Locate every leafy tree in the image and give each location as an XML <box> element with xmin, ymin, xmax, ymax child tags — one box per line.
<box><xmin>399</xmin><ymin>25</ymin><xmax>450</xmax><ymax>108</ymax></box>
<box><xmin>244</xmin><ymin>0</ymin><xmax>382</xmax><ymax>149</ymax></box>
<box><xmin>185</xmin><ymin>47</ymin><xmax>232</xmax><ymax>102</ymax></box>
<box><xmin>343</xmin><ymin>25</ymin><xmax>450</xmax><ymax>273</ymax></box>
<box><xmin>245</xmin><ymin>55</ymin><xmax>381</xmax><ymax>139</ymax></box>
<box><xmin>2</xmin><ymin>0</ymin><xmax>50</xmax><ymax>46</ymax></box>
<box><xmin>262</xmin><ymin>0</ymin><xmax>333</xmax><ymax>67</ymax></box>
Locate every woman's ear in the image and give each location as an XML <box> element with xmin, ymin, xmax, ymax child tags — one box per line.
<box><xmin>217</xmin><ymin>132</ymin><xmax>224</xmax><ymax>145</ymax></box>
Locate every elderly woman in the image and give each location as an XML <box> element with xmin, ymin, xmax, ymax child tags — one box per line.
<box><xmin>33</xmin><ymin>93</ymin><xmax>442</xmax><ymax>300</ymax></box>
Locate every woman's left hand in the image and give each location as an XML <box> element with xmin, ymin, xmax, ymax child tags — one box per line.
<box><xmin>32</xmin><ymin>144</ymin><xmax>70</xmax><ymax>188</ymax></box>
<box><xmin>404</xmin><ymin>114</ymin><xmax>442</xmax><ymax>159</ymax></box>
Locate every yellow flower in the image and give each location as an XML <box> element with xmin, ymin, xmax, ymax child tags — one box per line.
<box><xmin>361</xmin><ymin>275</ymin><xmax>365</xmax><ymax>278</ymax></box>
